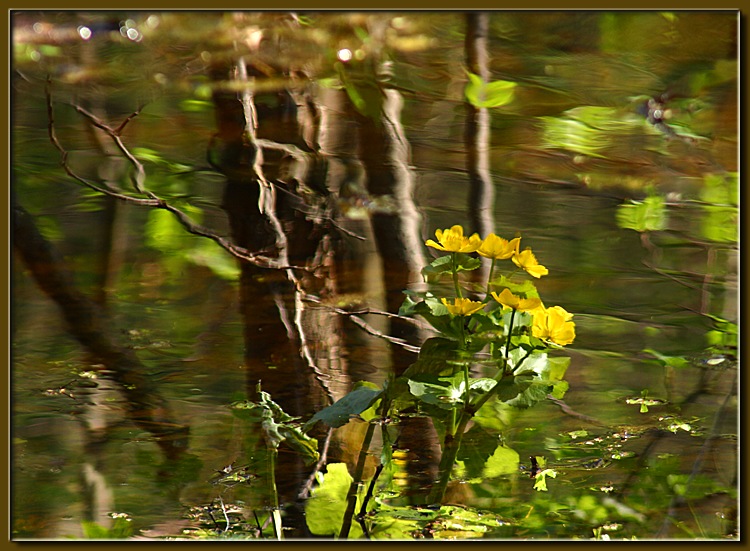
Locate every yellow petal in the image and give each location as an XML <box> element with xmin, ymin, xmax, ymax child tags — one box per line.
<box><xmin>512</xmin><ymin>248</ymin><xmax>548</xmax><ymax>278</ymax></box>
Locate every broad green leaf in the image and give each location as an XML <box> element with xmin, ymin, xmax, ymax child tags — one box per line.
<box><xmin>643</xmin><ymin>348</ymin><xmax>691</xmax><ymax>369</ymax></box>
<box><xmin>489</xmin><ymin>275</ymin><xmax>540</xmax><ymax>299</ymax></box>
<box><xmin>616</xmin><ymin>195</ymin><xmax>667</xmax><ymax>232</ymax></box>
<box><xmin>408</xmin><ymin>372</ymin><xmax>466</xmax><ymax>409</ymax></box>
<box><xmin>368</xmin><ymin>504</ymin><xmax>505</xmax><ymax>539</ymax></box>
<box><xmin>541</xmin><ymin>116</ymin><xmax>610</xmax><ymax>158</ymax></box>
<box><xmin>469</xmin><ymin>377</ymin><xmax>497</xmax><ymax>395</ymax></box>
<box><xmin>533</xmin><ymin>468</ymin><xmax>557</xmax><ymax>492</ymax></box>
<box><xmin>422</xmin><ymin>253</ymin><xmax>480</xmax><ymax>281</ymax></box>
<box><xmin>701</xmin><ymin>172</ymin><xmax>738</xmax><ymax>206</ymax></box>
<box><xmin>483</xmin><ymin>444</ymin><xmax>520</xmax><ymax>478</ymax></box>
<box><xmin>701</xmin><ymin>205</ymin><xmax>738</xmax><ymax>243</ymax></box>
<box><xmin>453</xmin><ymin>253</ymin><xmax>482</xmax><ymax>273</ymax></box>
<box><xmin>303</xmin><ymin>382</ymin><xmax>382</xmax><ymax>431</ymax></box>
<box><xmin>400</xmin><ymin>337</ymin><xmax>465</xmax><ymax>378</ymax></box>
<box><xmin>465</xmin><ymin>72</ymin><xmax>517</xmax><ymax>108</ymax></box>
<box><xmin>472</xmin><ymin>395</ymin><xmax>518</xmax><ymax>432</ymax></box>
<box><xmin>456</xmin><ymin>425</ymin><xmax>517</xmax><ymax>478</ymax></box>
<box><xmin>306</xmin><ymin>463</ymin><xmax>363</xmax><ymax>538</ymax></box>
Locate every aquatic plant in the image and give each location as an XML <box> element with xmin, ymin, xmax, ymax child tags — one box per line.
<box><xmin>298</xmin><ymin>225</ymin><xmax>575</xmax><ymax>537</ymax></box>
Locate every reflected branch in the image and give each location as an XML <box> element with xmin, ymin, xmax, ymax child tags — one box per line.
<box><xmin>45</xmin><ymin>77</ymin><xmax>306</xmax><ymax>272</ymax></box>
<box><xmin>12</xmin><ymin>192</ymin><xmax>189</xmax><ymax>460</ymax></box>
<box><xmin>301</xmin><ymin>293</ymin><xmax>425</xmax><ymax>353</ymax></box>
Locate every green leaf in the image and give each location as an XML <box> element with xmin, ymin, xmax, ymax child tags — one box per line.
<box><xmin>541</xmin><ymin>115</ymin><xmax>610</xmax><ymax>158</ymax></box>
<box><xmin>489</xmin><ymin>275</ymin><xmax>540</xmax><ymax>299</ymax></box>
<box><xmin>422</xmin><ymin>255</ymin><xmax>453</xmax><ymax>282</ymax></box>
<box><xmin>401</xmin><ymin>337</ymin><xmax>464</xmax><ymax>377</ymax></box>
<box><xmin>306</xmin><ymin>463</ymin><xmax>363</xmax><ymax>538</ymax></box>
<box><xmin>303</xmin><ymin>382</ymin><xmax>382</xmax><ymax>431</ymax></box>
<box><xmin>471</xmin><ymin>395</ymin><xmax>518</xmax><ymax>432</ymax></box>
<box><xmin>457</xmin><ymin>425</ymin><xmax>519</xmax><ymax>479</ymax></box>
<box><xmin>483</xmin><ymin>444</ymin><xmax>520</xmax><ymax>478</ymax></box>
<box><xmin>465</xmin><ymin>72</ymin><xmax>517</xmax><ymax>108</ymax></box>
<box><xmin>422</xmin><ymin>253</ymin><xmax>480</xmax><ymax>282</ymax></box>
<box><xmin>643</xmin><ymin>348</ymin><xmax>691</xmax><ymax>369</ymax></box>
<box><xmin>616</xmin><ymin>195</ymin><xmax>667</xmax><ymax>232</ymax></box>
<box><xmin>233</xmin><ymin>390</ymin><xmax>319</xmax><ymax>465</ymax></box>
<box><xmin>408</xmin><ymin>372</ymin><xmax>466</xmax><ymax>409</ymax></box>
<box><xmin>533</xmin><ymin>468</ymin><xmax>557</xmax><ymax>492</ymax></box>
<box><xmin>400</xmin><ymin>296</ymin><xmax>465</xmax><ymax>341</ymax></box>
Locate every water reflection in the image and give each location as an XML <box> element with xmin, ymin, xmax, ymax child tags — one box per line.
<box><xmin>12</xmin><ymin>10</ymin><xmax>737</xmax><ymax>540</ymax></box>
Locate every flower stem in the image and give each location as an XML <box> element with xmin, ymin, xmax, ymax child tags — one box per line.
<box><xmin>451</xmin><ymin>253</ymin><xmax>463</xmax><ymax>299</ymax></box>
<box><xmin>503</xmin><ymin>308</ymin><xmax>517</xmax><ymax>374</ymax></box>
<box><xmin>486</xmin><ymin>258</ymin><xmax>496</xmax><ymax>296</ymax></box>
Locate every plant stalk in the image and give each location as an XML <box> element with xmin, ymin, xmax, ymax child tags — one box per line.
<box><xmin>451</xmin><ymin>253</ymin><xmax>463</xmax><ymax>299</ymax></box>
<box><xmin>339</xmin><ymin>420</ymin><xmax>377</xmax><ymax>539</ymax></box>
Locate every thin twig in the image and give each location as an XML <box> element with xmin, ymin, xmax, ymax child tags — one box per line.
<box><xmin>44</xmin><ymin>77</ymin><xmax>307</xmax><ymax>272</ymax></box>
<box><xmin>217</xmin><ymin>495</ymin><xmax>231</xmax><ymax>532</ymax></box>
<box><xmin>69</xmin><ymin>102</ymin><xmax>150</xmax><ymax>196</ymax></box>
<box><xmin>300</xmin><ymin>292</ymin><xmax>428</xmax><ymax>353</ymax></box>
<box><xmin>298</xmin><ymin>427</ymin><xmax>334</xmax><ymax>500</ymax></box>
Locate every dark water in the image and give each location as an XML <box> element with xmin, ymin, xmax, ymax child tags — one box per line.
<box><xmin>11</xmin><ymin>11</ymin><xmax>737</xmax><ymax>540</ymax></box>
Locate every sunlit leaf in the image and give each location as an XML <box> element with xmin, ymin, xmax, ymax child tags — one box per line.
<box><xmin>489</xmin><ymin>275</ymin><xmax>540</xmax><ymax>299</ymax></box>
<box><xmin>616</xmin><ymin>195</ymin><xmax>667</xmax><ymax>232</ymax></box>
<box><xmin>541</xmin><ymin>115</ymin><xmax>610</xmax><ymax>158</ymax></box>
<box><xmin>422</xmin><ymin>253</ymin><xmax>481</xmax><ymax>282</ymax></box>
<box><xmin>408</xmin><ymin>372</ymin><xmax>466</xmax><ymax>409</ymax></box>
<box><xmin>306</xmin><ymin>463</ymin><xmax>363</xmax><ymax>538</ymax></box>
<box><xmin>533</xmin><ymin>468</ymin><xmax>557</xmax><ymax>492</ymax></box>
<box><xmin>483</xmin><ymin>444</ymin><xmax>520</xmax><ymax>478</ymax></box>
<box><xmin>701</xmin><ymin>205</ymin><xmax>737</xmax><ymax>243</ymax></box>
<box><xmin>643</xmin><ymin>348</ymin><xmax>691</xmax><ymax>369</ymax></box>
<box><xmin>457</xmin><ymin>425</ymin><xmax>518</xmax><ymax>478</ymax></box>
<box><xmin>465</xmin><ymin>72</ymin><xmax>517</xmax><ymax>108</ymax></box>
<box><xmin>399</xmin><ymin>295</ymin><xmax>465</xmax><ymax>341</ymax></box>
<box><xmin>180</xmin><ymin>99</ymin><xmax>212</xmax><ymax>112</ymax></box>
<box><xmin>368</xmin><ymin>503</ymin><xmax>506</xmax><ymax>539</ymax></box>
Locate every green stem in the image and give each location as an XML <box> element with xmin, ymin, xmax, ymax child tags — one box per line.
<box><xmin>451</xmin><ymin>253</ymin><xmax>463</xmax><ymax>299</ymax></box>
<box><xmin>503</xmin><ymin>308</ymin><xmax>517</xmax><ymax>374</ymax></box>
<box><xmin>459</xmin><ymin>318</ymin><xmax>467</xmax><ymax>350</ymax></box>
<box><xmin>486</xmin><ymin>258</ymin><xmax>496</xmax><ymax>296</ymax></box>
<box><xmin>339</xmin><ymin>421</ymin><xmax>376</xmax><ymax>539</ymax></box>
<box><xmin>427</xmin><ymin>409</ymin><xmax>473</xmax><ymax>505</ymax></box>
<box><xmin>268</xmin><ymin>447</ymin><xmax>282</xmax><ymax>539</ymax></box>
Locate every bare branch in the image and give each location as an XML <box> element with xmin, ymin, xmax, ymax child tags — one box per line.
<box><xmin>301</xmin><ymin>293</ymin><xmax>424</xmax><ymax>353</ymax></box>
<box><xmin>45</xmin><ymin>77</ymin><xmax>159</xmax><ymax>206</ymax></box>
<box><xmin>68</xmin><ymin>102</ymin><xmax>150</xmax><ymax>197</ymax></box>
<box><xmin>44</xmin><ymin>77</ymin><xmax>308</xmax><ymax>272</ymax></box>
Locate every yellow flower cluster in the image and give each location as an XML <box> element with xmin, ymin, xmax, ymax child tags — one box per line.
<box><xmin>491</xmin><ymin>288</ymin><xmax>575</xmax><ymax>346</ymax></box>
<box><xmin>426</xmin><ymin>225</ymin><xmax>548</xmax><ymax>278</ymax></box>
<box><xmin>426</xmin><ymin>225</ymin><xmax>574</xmax><ymax>346</ymax></box>
<box><xmin>531</xmin><ymin>305</ymin><xmax>576</xmax><ymax>346</ymax></box>
<box><xmin>426</xmin><ymin>225</ymin><xmax>482</xmax><ymax>254</ymax></box>
<box><xmin>441</xmin><ymin>297</ymin><xmax>486</xmax><ymax>317</ymax></box>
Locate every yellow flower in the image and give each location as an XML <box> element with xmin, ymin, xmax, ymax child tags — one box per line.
<box><xmin>441</xmin><ymin>297</ymin><xmax>486</xmax><ymax>316</ymax></box>
<box><xmin>478</xmin><ymin>234</ymin><xmax>521</xmax><ymax>260</ymax></box>
<box><xmin>426</xmin><ymin>225</ymin><xmax>482</xmax><ymax>253</ymax></box>
<box><xmin>532</xmin><ymin>306</ymin><xmax>575</xmax><ymax>346</ymax></box>
<box><xmin>491</xmin><ymin>288</ymin><xmax>543</xmax><ymax>313</ymax></box>
<box><xmin>512</xmin><ymin>248</ymin><xmax>549</xmax><ymax>278</ymax></box>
